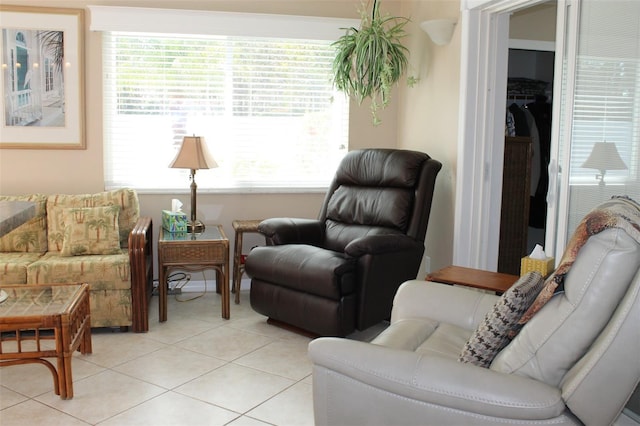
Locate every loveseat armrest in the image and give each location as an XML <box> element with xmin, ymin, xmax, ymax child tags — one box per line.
<box><xmin>258</xmin><ymin>218</ymin><xmax>324</xmax><ymax>246</ymax></box>
<box><xmin>309</xmin><ymin>338</ymin><xmax>567</xmax><ymax>425</ymax></box>
<box><xmin>391</xmin><ymin>280</ymin><xmax>499</xmax><ymax>330</ymax></box>
<box><xmin>128</xmin><ymin>216</ymin><xmax>153</xmax><ymax>332</ymax></box>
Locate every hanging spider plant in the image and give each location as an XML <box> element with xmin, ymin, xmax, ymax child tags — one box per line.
<box><xmin>332</xmin><ymin>0</ymin><xmax>410</xmax><ymax>125</ymax></box>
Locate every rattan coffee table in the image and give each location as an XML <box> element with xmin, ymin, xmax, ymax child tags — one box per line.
<box><xmin>0</xmin><ymin>283</ymin><xmax>92</xmax><ymax>399</ymax></box>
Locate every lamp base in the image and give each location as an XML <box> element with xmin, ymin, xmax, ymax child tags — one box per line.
<box><xmin>187</xmin><ymin>220</ymin><xmax>205</xmax><ymax>233</ymax></box>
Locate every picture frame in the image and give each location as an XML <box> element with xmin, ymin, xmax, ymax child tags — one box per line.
<box><xmin>0</xmin><ymin>6</ymin><xmax>85</xmax><ymax>149</ymax></box>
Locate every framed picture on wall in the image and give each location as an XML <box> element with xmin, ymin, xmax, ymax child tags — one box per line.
<box><xmin>0</xmin><ymin>6</ymin><xmax>85</xmax><ymax>149</ymax></box>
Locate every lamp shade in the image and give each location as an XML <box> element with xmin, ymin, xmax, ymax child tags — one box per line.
<box><xmin>581</xmin><ymin>141</ymin><xmax>627</xmax><ymax>172</ymax></box>
<box><xmin>420</xmin><ymin>19</ymin><xmax>457</xmax><ymax>46</ymax></box>
<box><xmin>169</xmin><ymin>136</ymin><xmax>218</xmax><ymax>170</ymax></box>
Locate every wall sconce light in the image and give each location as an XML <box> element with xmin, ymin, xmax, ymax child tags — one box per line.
<box><xmin>581</xmin><ymin>141</ymin><xmax>627</xmax><ymax>185</ymax></box>
<box><xmin>420</xmin><ymin>19</ymin><xmax>457</xmax><ymax>46</ymax></box>
<box><xmin>169</xmin><ymin>135</ymin><xmax>218</xmax><ymax>232</ymax></box>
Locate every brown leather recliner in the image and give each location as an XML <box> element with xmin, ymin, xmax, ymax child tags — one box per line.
<box><xmin>245</xmin><ymin>149</ymin><xmax>442</xmax><ymax>336</ymax></box>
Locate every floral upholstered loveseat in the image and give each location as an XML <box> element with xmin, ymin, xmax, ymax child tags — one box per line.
<box><xmin>0</xmin><ymin>189</ymin><xmax>153</xmax><ymax>332</ymax></box>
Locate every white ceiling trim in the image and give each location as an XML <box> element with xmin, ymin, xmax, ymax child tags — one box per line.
<box><xmin>88</xmin><ymin>5</ymin><xmax>359</xmax><ymax>40</ymax></box>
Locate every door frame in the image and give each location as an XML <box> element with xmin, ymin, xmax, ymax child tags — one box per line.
<box><xmin>454</xmin><ymin>0</ymin><xmax>567</xmax><ymax>270</ymax></box>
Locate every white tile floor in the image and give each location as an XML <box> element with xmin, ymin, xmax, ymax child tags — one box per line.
<box><xmin>0</xmin><ymin>290</ymin><xmax>386</xmax><ymax>426</ymax></box>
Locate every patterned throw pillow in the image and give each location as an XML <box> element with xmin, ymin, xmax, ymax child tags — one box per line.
<box><xmin>60</xmin><ymin>206</ymin><xmax>121</xmax><ymax>256</ymax></box>
<box><xmin>459</xmin><ymin>271</ymin><xmax>545</xmax><ymax>367</ymax></box>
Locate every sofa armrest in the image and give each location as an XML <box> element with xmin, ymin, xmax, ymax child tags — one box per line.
<box><xmin>258</xmin><ymin>218</ymin><xmax>324</xmax><ymax>246</ymax></box>
<box><xmin>128</xmin><ymin>216</ymin><xmax>153</xmax><ymax>332</ymax></box>
<box><xmin>391</xmin><ymin>280</ymin><xmax>499</xmax><ymax>330</ymax></box>
<box><xmin>309</xmin><ymin>338</ymin><xmax>566</xmax><ymax>422</ymax></box>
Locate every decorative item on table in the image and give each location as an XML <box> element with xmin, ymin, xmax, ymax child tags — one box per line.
<box><xmin>581</xmin><ymin>141</ymin><xmax>627</xmax><ymax>186</ymax></box>
<box><xmin>169</xmin><ymin>135</ymin><xmax>218</xmax><ymax>233</ymax></box>
<box><xmin>162</xmin><ymin>201</ymin><xmax>188</xmax><ymax>233</ymax></box>
<box><xmin>521</xmin><ymin>244</ymin><xmax>555</xmax><ymax>278</ymax></box>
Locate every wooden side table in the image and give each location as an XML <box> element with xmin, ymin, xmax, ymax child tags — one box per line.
<box><xmin>231</xmin><ymin>219</ymin><xmax>263</xmax><ymax>304</ymax></box>
<box><xmin>426</xmin><ymin>265</ymin><xmax>519</xmax><ymax>294</ymax></box>
<box><xmin>158</xmin><ymin>225</ymin><xmax>230</xmax><ymax>321</ymax></box>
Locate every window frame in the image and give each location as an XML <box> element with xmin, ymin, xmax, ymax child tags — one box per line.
<box><xmin>89</xmin><ymin>6</ymin><xmax>359</xmax><ymax>193</ymax></box>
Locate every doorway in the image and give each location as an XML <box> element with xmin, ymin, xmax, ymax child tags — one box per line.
<box><xmin>454</xmin><ymin>0</ymin><xmax>561</xmax><ymax>272</ymax></box>
<box><xmin>498</xmin><ymin>3</ymin><xmax>557</xmax><ymax>274</ymax></box>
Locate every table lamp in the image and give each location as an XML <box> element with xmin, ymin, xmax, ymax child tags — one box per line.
<box><xmin>169</xmin><ymin>135</ymin><xmax>218</xmax><ymax>232</ymax></box>
<box><xmin>581</xmin><ymin>141</ymin><xmax>627</xmax><ymax>186</ymax></box>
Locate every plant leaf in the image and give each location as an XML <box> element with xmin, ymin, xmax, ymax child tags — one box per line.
<box><xmin>331</xmin><ymin>0</ymin><xmax>410</xmax><ymax>124</ymax></box>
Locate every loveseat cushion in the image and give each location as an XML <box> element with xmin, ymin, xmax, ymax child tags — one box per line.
<box><xmin>0</xmin><ymin>194</ymin><xmax>48</xmax><ymax>253</ymax></box>
<box><xmin>0</xmin><ymin>252</ymin><xmax>44</xmax><ymax>284</ymax></box>
<box><xmin>26</xmin><ymin>251</ymin><xmax>133</xmax><ymax>327</ymax></box>
<box><xmin>47</xmin><ymin>189</ymin><xmax>139</xmax><ymax>252</ymax></box>
<box><xmin>372</xmin><ymin>318</ymin><xmax>472</xmax><ymax>360</ymax></box>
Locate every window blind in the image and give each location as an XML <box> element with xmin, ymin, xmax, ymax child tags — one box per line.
<box><xmin>102</xmin><ymin>32</ymin><xmax>349</xmax><ymax>191</ymax></box>
<box><xmin>570</xmin><ymin>57</ymin><xmax>638</xmax><ymax>183</ymax></box>
<box><xmin>91</xmin><ymin>7</ymin><xmax>357</xmax><ymax>192</ymax></box>
<box><xmin>564</xmin><ymin>0</ymin><xmax>640</xmax><ymax>237</ymax></box>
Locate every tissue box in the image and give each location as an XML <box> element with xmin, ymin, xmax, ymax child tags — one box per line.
<box><xmin>162</xmin><ymin>210</ymin><xmax>188</xmax><ymax>233</ymax></box>
<box><xmin>521</xmin><ymin>256</ymin><xmax>555</xmax><ymax>277</ymax></box>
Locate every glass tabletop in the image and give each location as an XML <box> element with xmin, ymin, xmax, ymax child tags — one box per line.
<box><xmin>160</xmin><ymin>225</ymin><xmax>225</xmax><ymax>242</ymax></box>
<box><xmin>0</xmin><ymin>284</ymin><xmax>83</xmax><ymax>318</ymax></box>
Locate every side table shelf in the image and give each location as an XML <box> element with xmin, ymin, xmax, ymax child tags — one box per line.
<box><xmin>232</xmin><ymin>220</ymin><xmax>263</xmax><ymax>304</ymax></box>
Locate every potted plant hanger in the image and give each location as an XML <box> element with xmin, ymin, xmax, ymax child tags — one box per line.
<box><xmin>332</xmin><ymin>0</ymin><xmax>411</xmax><ymax>125</ymax></box>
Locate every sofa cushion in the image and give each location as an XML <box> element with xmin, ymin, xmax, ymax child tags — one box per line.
<box><xmin>0</xmin><ymin>194</ymin><xmax>48</xmax><ymax>253</ymax></box>
<box><xmin>60</xmin><ymin>206</ymin><xmax>121</xmax><ymax>256</ymax></box>
<box><xmin>26</xmin><ymin>251</ymin><xmax>133</xmax><ymax>328</ymax></box>
<box><xmin>459</xmin><ymin>271</ymin><xmax>545</xmax><ymax>367</ymax></box>
<box><xmin>27</xmin><ymin>251</ymin><xmax>132</xmax><ymax>290</ymax></box>
<box><xmin>47</xmin><ymin>189</ymin><xmax>139</xmax><ymax>252</ymax></box>
<box><xmin>87</xmin><ymin>288</ymin><xmax>132</xmax><ymax>328</ymax></box>
<box><xmin>0</xmin><ymin>252</ymin><xmax>44</xmax><ymax>284</ymax></box>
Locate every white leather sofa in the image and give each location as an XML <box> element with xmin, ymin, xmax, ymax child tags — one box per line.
<box><xmin>309</xmin><ymin>198</ymin><xmax>640</xmax><ymax>425</ymax></box>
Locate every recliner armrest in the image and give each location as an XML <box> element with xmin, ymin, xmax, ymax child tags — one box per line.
<box><xmin>128</xmin><ymin>216</ymin><xmax>153</xmax><ymax>332</ymax></box>
<box><xmin>258</xmin><ymin>218</ymin><xmax>324</xmax><ymax>245</ymax></box>
<box><xmin>344</xmin><ymin>234</ymin><xmax>423</xmax><ymax>257</ymax></box>
<box><xmin>309</xmin><ymin>337</ymin><xmax>566</xmax><ymax>421</ymax></box>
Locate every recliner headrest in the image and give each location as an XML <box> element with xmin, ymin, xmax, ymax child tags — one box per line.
<box><xmin>334</xmin><ymin>149</ymin><xmax>429</xmax><ymax>188</ymax></box>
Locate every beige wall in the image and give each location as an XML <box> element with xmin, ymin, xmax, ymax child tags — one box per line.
<box><xmin>398</xmin><ymin>1</ymin><xmax>460</xmax><ymax>273</ymax></box>
<box><xmin>0</xmin><ymin>0</ymin><xmax>460</xmax><ymax>276</ymax></box>
<box><xmin>510</xmin><ymin>2</ymin><xmax>557</xmax><ymax>41</ymax></box>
